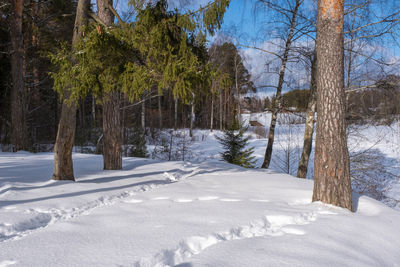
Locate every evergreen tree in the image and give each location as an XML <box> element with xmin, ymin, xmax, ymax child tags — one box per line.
<box><xmin>217</xmin><ymin>128</ymin><xmax>256</xmax><ymax>168</ymax></box>
<box><xmin>313</xmin><ymin>0</ymin><xmax>353</xmax><ymax>211</ymax></box>
<box><xmin>128</xmin><ymin>128</ymin><xmax>148</xmax><ymax>158</ymax></box>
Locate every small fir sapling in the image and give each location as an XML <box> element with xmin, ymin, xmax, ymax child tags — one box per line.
<box><xmin>128</xmin><ymin>128</ymin><xmax>148</xmax><ymax>158</ymax></box>
<box><xmin>217</xmin><ymin>128</ymin><xmax>256</xmax><ymax>168</ymax></box>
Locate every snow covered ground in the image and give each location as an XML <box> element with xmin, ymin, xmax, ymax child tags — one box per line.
<box><xmin>189</xmin><ymin>113</ymin><xmax>400</xmax><ymax>209</ymax></box>
<box><xmin>1</xmin><ymin>113</ymin><xmax>399</xmax><ymax>266</ymax></box>
<box><xmin>1</xmin><ymin>151</ymin><xmax>400</xmax><ymax>266</ymax></box>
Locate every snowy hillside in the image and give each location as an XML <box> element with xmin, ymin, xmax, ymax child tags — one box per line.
<box><xmin>1</xmin><ymin>152</ymin><xmax>400</xmax><ymax>266</ymax></box>
<box><xmin>188</xmin><ymin>113</ymin><xmax>400</xmax><ymax>210</ymax></box>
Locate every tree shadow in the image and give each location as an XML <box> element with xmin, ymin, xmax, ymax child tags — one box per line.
<box><xmin>0</xmin><ymin>169</ymin><xmax>178</xmax><ymax>196</ymax></box>
<box><xmin>77</xmin><ymin>169</ymin><xmax>181</xmax><ymax>184</ymax></box>
<box><xmin>0</xmin><ymin>178</ymin><xmax>171</xmax><ymax>207</ymax></box>
<box><xmin>174</xmin><ymin>263</ymin><xmax>193</xmax><ymax>267</ymax></box>
<box><xmin>352</xmin><ymin>192</ymin><xmax>361</xmax><ymax>212</ymax></box>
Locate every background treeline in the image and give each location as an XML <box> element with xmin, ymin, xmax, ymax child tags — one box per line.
<box><xmin>0</xmin><ymin>0</ymin><xmax>255</xmax><ymax>150</ymax></box>
<box><xmin>246</xmin><ymin>79</ymin><xmax>400</xmax><ymax>123</ymax></box>
<box><xmin>1</xmin><ymin>0</ymin><xmax>76</xmax><ymax>147</ymax></box>
<box><xmin>1</xmin><ymin>0</ymin><xmax>399</xmax><ymax>152</ymax></box>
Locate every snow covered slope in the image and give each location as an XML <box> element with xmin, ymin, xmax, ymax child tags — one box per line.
<box><xmin>1</xmin><ymin>152</ymin><xmax>399</xmax><ymax>266</ymax></box>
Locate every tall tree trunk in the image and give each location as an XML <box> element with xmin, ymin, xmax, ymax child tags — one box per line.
<box><xmin>190</xmin><ymin>93</ymin><xmax>195</xmax><ymax>137</ymax></box>
<box><xmin>103</xmin><ymin>92</ymin><xmax>122</xmax><ymax>169</ymax></box>
<box><xmin>210</xmin><ymin>96</ymin><xmax>214</xmax><ymax>132</ymax></box>
<box><xmin>174</xmin><ymin>98</ymin><xmax>178</xmax><ymax>130</ymax></box>
<box><xmin>10</xmin><ymin>0</ymin><xmax>28</xmax><ymax>151</ymax></box>
<box><xmin>181</xmin><ymin>103</ymin><xmax>186</xmax><ymax>129</ymax></box>
<box><xmin>223</xmin><ymin>90</ymin><xmax>227</xmax><ymax>129</ymax></box>
<box><xmin>219</xmin><ymin>89</ymin><xmax>223</xmax><ymax>130</ymax></box>
<box><xmin>313</xmin><ymin>0</ymin><xmax>353</xmax><ymax>211</ymax></box>
<box><xmin>122</xmin><ymin>97</ymin><xmax>127</xmax><ymax>157</ymax></box>
<box><xmin>92</xmin><ymin>96</ymin><xmax>96</xmax><ymax>126</ymax></box>
<box><xmin>261</xmin><ymin>0</ymin><xmax>301</xmax><ymax>169</ymax></box>
<box><xmin>141</xmin><ymin>98</ymin><xmax>145</xmax><ymax>130</ymax></box>
<box><xmin>158</xmin><ymin>95</ymin><xmax>162</xmax><ymax>129</ymax></box>
<box><xmin>98</xmin><ymin>0</ymin><xmax>122</xmax><ymax>170</ymax></box>
<box><xmin>53</xmin><ymin>0</ymin><xmax>90</xmax><ymax>180</ymax></box>
<box><xmin>297</xmin><ymin>52</ymin><xmax>317</xmax><ymax>178</ymax></box>
<box><xmin>234</xmin><ymin>55</ymin><xmax>241</xmax><ymax>128</ymax></box>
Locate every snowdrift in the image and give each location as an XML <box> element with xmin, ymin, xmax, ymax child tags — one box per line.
<box><xmin>0</xmin><ymin>152</ymin><xmax>399</xmax><ymax>266</ymax></box>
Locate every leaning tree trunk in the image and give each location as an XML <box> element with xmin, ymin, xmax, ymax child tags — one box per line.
<box><xmin>312</xmin><ymin>0</ymin><xmax>353</xmax><ymax>211</ymax></box>
<box><xmin>261</xmin><ymin>0</ymin><xmax>301</xmax><ymax>168</ymax></box>
<box><xmin>53</xmin><ymin>0</ymin><xmax>90</xmax><ymax>180</ymax></box>
<box><xmin>10</xmin><ymin>0</ymin><xmax>28</xmax><ymax>151</ymax></box>
<box><xmin>297</xmin><ymin>52</ymin><xmax>317</xmax><ymax>178</ymax></box>
<box><xmin>98</xmin><ymin>0</ymin><xmax>122</xmax><ymax>170</ymax></box>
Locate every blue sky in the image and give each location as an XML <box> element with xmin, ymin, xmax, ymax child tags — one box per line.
<box><xmin>216</xmin><ymin>0</ymin><xmax>400</xmax><ymax>96</ymax></box>
<box><xmin>109</xmin><ymin>0</ymin><xmax>400</xmax><ymax>97</ymax></box>
<box><xmin>219</xmin><ymin>0</ymin><xmax>259</xmax><ymax>40</ymax></box>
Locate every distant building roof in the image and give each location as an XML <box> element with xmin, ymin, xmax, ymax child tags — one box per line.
<box><xmin>249</xmin><ymin>121</ymin><xmax>264</xmax><ymax>127</ymax></box>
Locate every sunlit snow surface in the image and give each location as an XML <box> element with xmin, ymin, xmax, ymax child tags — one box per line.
<box><xmin>1</xmin><ymin>151</ymin><xmax>400</xmax><ymax>266</ymax></box>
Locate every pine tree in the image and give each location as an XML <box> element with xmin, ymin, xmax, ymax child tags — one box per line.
<box><xmin>217</xmin><ymin>128</ymin><xmax>256</xmax><ymax>168</ymax></box>
<box><xmin>312</xmin><ymin>0</ymin><xmax>353</xmax><ymax>211</ymax></box>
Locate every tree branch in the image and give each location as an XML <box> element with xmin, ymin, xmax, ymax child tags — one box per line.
<box><xmin>104</xmin><ymin>0</ymin><xmax>126</xmax><ymax>26</ymax></box>
<box><xmin>237</xmin><ymin>44</ymin><xmax>283</xmax><ymax>60</ymax></box>
<box><xmin>89</xmin><ymin>11</ymin><xmax>106</xmax><ymax>26</ymax></box>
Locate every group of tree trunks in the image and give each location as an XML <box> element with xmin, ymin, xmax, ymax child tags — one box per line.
<box><xmin>5</xmin><ymin>0</ymin><xmax>356</xmax><ymax>211</ymax></box>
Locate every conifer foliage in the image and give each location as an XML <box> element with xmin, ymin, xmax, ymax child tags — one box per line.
<box><xmin>217</xmin><ymin>128</ymin><xmax>256</xmax><ymax>168</ymax></box>
<box><xmin>128</xmin><ymin>128</ymin><xmax>148</xmax><ymax>158</ymax></box>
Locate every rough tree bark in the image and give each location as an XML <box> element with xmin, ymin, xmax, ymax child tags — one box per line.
<box><xmin>102</xmin><ymin>91</ymin><xmax>122</xmax><ymax>170</ymax></box>
<box><xmin>10</xmin><ymin>0</ymin><xmax>28</xmax><ymax>151</ymax></box>
<box><xmin>312</xmin><ymin>0</ymin><xmax>353</xmax><ymax>211</ymax></box>
<box><xmin>53</xmin><ymin>0</ymin><xmax>90</xmax><ymax>180</ymax></box>
<box><xmin>261</xmin><ymin>0</ymin><xmax>301</xmax><ymax>168</ymax></box>
<box><xmin>297</xmin><ymin>52</ymin><xmax>317</xmax><ymax>178</ymax></box>
<box><xmin>98</xmin><ymin>0</ymin><xmax>122</xmax><ymax>170</ymax></box>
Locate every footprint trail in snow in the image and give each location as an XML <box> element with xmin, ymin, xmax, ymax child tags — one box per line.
<box><xmin>136</xmin><ymin>206</ymin><xmax>336</xmax><ymax>267</ymax></box>
<box><xmin>0</xmin><ymin>165</ymin><xmax>202</xmax><ymax>243</ymax></box>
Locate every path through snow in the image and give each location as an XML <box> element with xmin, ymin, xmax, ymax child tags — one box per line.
<box><xmin>1</xmin><ymin>153</ymin><xmax>400</xmax><ymax>266</ymax></box>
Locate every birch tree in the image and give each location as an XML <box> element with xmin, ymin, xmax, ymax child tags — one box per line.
<box><xmin>250</xmin><ymin>0</ymin><xmax>311</xmax><ymax>169</ymax></box>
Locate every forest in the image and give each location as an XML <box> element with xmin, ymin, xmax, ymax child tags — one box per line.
<box><xmin>0</xmin><ymin>0</ymin><xmax>400</xmax><ymax>266</ymax></box>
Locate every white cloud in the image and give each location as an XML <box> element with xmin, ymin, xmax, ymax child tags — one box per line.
<box><xmin>241</xmin><ymin>39</ymin><xmax>314</xmax><ymax>97</ymax></box>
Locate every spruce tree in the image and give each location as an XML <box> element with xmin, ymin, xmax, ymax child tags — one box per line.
<box><xmin>128</xmin><ymin>128</ymin><xmax>148</xmax><ymax>158</ymax></box>
<box><xmin>217</xmin><ymin>128</ymin><xmax>256</xmax><ymax>168</ymax></box>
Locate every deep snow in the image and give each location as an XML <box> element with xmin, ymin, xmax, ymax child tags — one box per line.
<box><xmin>1</xmin><ymin>151</ymin><xmax>400</xmax><ymax>266</ymax></box>
<box><xmin>188</xmin><ymin>114</ymin><xmax>400</xmax><ymax>209</ymax></box>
